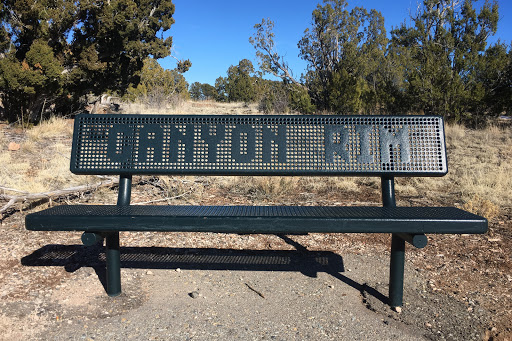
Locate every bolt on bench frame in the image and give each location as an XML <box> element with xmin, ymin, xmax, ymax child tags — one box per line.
<box><xmin>26</xmin><ymin>114</ymin><xmax>487</xmax><ymax>307</ymax></box>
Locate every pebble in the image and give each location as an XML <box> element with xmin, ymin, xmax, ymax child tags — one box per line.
<box><xmin>189</xmin><ymin>291</ymin><xmax>199</xmax><ymax>299</ymax></box>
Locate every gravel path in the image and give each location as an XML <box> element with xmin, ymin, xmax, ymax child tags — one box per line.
<box><xmin>1</xmin><ymin>245</ymin><xmax>490</xmax><ymax>341</ymax></box>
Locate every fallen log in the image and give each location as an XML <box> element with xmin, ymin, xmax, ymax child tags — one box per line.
<box><xmin>0</xmin><ymin>177</ymin><xmax>119</xmax><ymax>217</ymax></box>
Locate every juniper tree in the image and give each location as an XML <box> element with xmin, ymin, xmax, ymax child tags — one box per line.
<box><xmin>298</xmin><ymin>0</ymin><xmax>388</xmax><ymax>113</ymax></box>
<box><xmin>390</xmin><ymin>0</ymin><xmax>499</xmax><ymax>122</ymax></box>
<box><xmin>0</xmin><ymin>0</ymin><xmax>189</xmax><ymax>123</ymax></box>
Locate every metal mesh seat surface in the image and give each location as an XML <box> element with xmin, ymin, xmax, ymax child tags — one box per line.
<box><xmin>26</xmin><ymin>205</ymin><xmax>486</xmax><ymax>234</ymax></box>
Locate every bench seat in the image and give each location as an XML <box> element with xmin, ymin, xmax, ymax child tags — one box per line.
<box><xmin>26</xmin><ymin>205</ymin><xmax>486</xmax><ymax>234</ymax></box>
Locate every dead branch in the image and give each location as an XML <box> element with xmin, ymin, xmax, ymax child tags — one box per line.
<box><xmin>132</xmin><ymin>190</ymin><xmax>193</xmax><ymax>205</ymax></box>
<box><xmin>0</xmin><ymin>177</ymin><xmax>120</xmax><ymax>216</ymax></box>
<box><xmin>0</xmin><ymin>186</ymin><xmax>30</xmax><ymax>194</ymax></box>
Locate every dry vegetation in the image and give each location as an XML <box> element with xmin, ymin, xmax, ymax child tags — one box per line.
<box><xmin>122</xmin><ymin>99</ymin><xmax>261</xmax><ymax>116</ymax></box>
<box><xmin>0</xmin><ymin>101</ymin><xmax>511</xmax><ymax>339</ymax></box>
<box><xmin>2</xmin><ymin>102</ymin><xmax>510</xmax><ymax>218</ymax></box>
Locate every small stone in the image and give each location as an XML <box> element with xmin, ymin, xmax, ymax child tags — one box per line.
<box><xmin>189</xmin><ymin>291</ymin><xmax>199</xmax><ymax>299</ymax></box>
<box><xmin>146</xmin><ymin>271</ymin><xmax>153</xmax><ymax>275</ymax></box>
<box><xmin>8</xmin><ymin>142</ymin><xmax>20</xmax><ymax>151</ymax></box>
<box><xmin>425</xmin><ymin>322</ymin><xmax>432</xmax><ymax>328</ymax></box>
<box><xmin>393</xmin><ymin>306</ymin><xmax>402</xmax><ymax>313</ymax></box>
<box><xmin>176</xmin><ymin>268</ymin><xmax>181</xmax><ymax>273</ymax></box>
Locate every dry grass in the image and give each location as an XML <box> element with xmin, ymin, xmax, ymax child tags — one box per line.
<box><xmin>25</xmin><ymin>116</ymin><xmax>73</xmax><ymax>142</ymax></box>
<box><xmin>0</xmin><ymin>117</ymin><xmax>96</xmax><ymax>194</ymax></box>
<box><xmin>121</xmin><ymin>100</ymin><xmax>261</xmax><ymax>116</ymax></box>
<box><xmin>443</xmin><ymin>124</ymin><xmax>511</xmax><ymax>209</ymax></box>
<box><xmin>1</xmin><ymin>108</ymin><xmax>510</xmax><ymax>221</ymax></box>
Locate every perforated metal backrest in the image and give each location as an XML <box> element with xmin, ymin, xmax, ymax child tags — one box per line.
<box><xmin>71</xmin><ymin>114</ymin><xmax>447</xmax><ymax>176</ymax></box>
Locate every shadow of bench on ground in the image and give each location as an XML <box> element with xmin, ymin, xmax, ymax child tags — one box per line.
<box><xmin>21</xmin><ymin>236</ymin><xmax>388</xmax><ymax>305</ymax></box>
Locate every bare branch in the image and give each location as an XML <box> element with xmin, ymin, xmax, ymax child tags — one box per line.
<box><xmin>250</xmin><ymin>18</ymin><xmax>307</xmax><ymax>90</ymax></box>
<box><xmin>132</xmin><ymin>190</ymin><xmax>192</xmax><ymax>205</ymax></box>
<box><xmin>0</xmin><ymin>186</ymin><xmax>30</xmax><ymax>194</ymax></box>
<box><xmin>0</xmin><ymin>178</ymin><xmax>120</xmax><ymax>216</ymax></box>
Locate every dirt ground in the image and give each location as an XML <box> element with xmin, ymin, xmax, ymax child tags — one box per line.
<box><xmin>0</xmin><ymin>110</ymin><xmax>511</xmax><ymax>340</ymax></box>
<box><xmin>0</xmin><ymin>181</ymin><xmax>511</xmax><ymax>340</ymax></box>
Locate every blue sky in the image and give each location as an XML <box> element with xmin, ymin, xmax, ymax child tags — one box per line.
<box><xmin>159</xmin><ymin>0</ymin><xmax>512</xmax><ymax>86</ymax></box>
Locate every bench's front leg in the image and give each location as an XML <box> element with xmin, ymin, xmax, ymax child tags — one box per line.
<box><xmin>105</xmin><ymin>232</ymin><xmax>121</xmax><ymax>296</ymax></box>
<box><xmin>389</xmin><ymin>233</ymin><xmax>405</xmax><ymax>308</ymax></box>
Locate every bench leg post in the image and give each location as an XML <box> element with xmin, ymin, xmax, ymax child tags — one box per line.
<box><xmin>389</xmin><ymin>233</ymin><xmax>405</xmax><ymax>308</ymax></box>
<box><xmin>105</xmin><ymin>232</ymin><xmax>121</xmax><ymax>297</ymax></box>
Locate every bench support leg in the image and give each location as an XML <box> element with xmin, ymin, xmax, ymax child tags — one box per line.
<box><xmin>105</xmin><ymin>232</ymin><xmax>121</xmax><ymax>297</ymax></box>
<box><xmin>389</xmin><ymin>233</ymin><xmax>405</xmax><ymax>308</ymax></box>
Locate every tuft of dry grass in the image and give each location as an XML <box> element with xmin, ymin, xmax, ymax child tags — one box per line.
<box><xmin>402</xmin><ymin>123</ymin><xmax>512</xmax><ymax>216</ymax></box>
<box><xmin>0</xmin><ymin>117</ymin><xmax>96</xmax><ymax>195</ymax></box>
<box><xmin>25</xmin><ymin>116</ymin><xmax>73</xmax><ymax>142</ymax></box>
<box><xmin>462</xmin><ymin>195</ymin><xmax>500</xmax><ymax>220</ymax></box>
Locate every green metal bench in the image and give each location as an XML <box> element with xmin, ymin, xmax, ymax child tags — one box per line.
<box><xmin>25</xmin><ymin>114</ymin><xmax>487</xmax><ymax>307</ymax></box>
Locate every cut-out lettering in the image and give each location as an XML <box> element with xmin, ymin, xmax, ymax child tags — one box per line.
<box><xmin>231</xmin><ymin>125</ymin><xmax>256</xmax><ymax>163</ymax></box>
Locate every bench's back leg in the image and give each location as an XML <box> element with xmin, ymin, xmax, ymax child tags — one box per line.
<box><xmin>106</xmin><ymin>232</ymin><xmax>121</xmax><ymax>296</ymax></box>
<box><xmin>382</xmin><ymin>176</ymin><xmax>405</xmax><ymax>308</ymax></box>
<box><xmin>389</xmin><ymin>234</ymin><xmax>405</xmax><ymax>307</ymax></box>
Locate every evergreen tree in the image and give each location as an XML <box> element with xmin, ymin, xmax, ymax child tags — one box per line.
<box><xmin>390</xmin><ymin>0</ymin><xmax>499</xmax><ymax>122</ymax></box>
<box><xmin>225</xmin><ymin>59</ymin><xmax>257</xmax><ymax>103</ymax></box>
<box><xmin>298</xmin><ymin>0</ymin><xmax>388</xmax><ymax>113</ymax></box>
<box><xmin>0</xmin><ymin>0</ymin><xmax>189</xmax><ymax>123</ymax></box>
<box><xmin>476</xmin><ymin>42</ymin><xmax>511</xmax><ymax>117</ymax></box>
<box><xmin>200</xmin><ymin>83</ymin><xmax>217</xmax><ymax>100</ymax></box>
<box><xmin>214</xmin><ymin>77</ymin><xmax>228</xmax><ymax>102</ymax></box>
<box><xmin>125</xmin><ymin>58</ymin><xmax>189</xmax><ymax>105</ymax></box>
<box><xmin>189</xmin><ymin>82</ymin><xmax>203</xmax><ymax>100</ymax></box>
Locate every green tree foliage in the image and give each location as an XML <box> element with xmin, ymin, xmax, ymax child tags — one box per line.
<box><xmin>125</xmin><ymin>58</ymin><xmax>189</xmax><ymax>105</ymax></box>
<box><xmin>224</xmin><ymin>59</ymin><xmax>257</xmax><ymax>103</ymax></box>
<box><xmin>250</xmin><ymin>0</ymin><xmax>507</xmax><ymax>124</ymax></box>
<box><xmin>189</xmin><ymin>82</ymin><xmax>202</xmax><ymax>100</ymax></box>
<box><xmin>288</xmin><ymin>84</ymin><xmax>316</xmax><ymax>114</ymax></box>
<box><xmin>258</xmin><ymin>81</ymin><xmax>316</xmax><ymax>114</ymax></box>
<box><xmin>201</xmin><ymin>83</ymin><xmax>217</xmax><ymax>100</ymax></box>
<box><xmin>214</xmin><ymin>77</ymin><xmax>228</xmax><ymax>102</ymax></box>
<box><xmin>189</xmin><ymin>82</ymin><xmax>216</xmax><ymax>101</ymax></box>
<box><xmin>478</xmin><ymin>43</ymin><xmax>512</xmax><ymax>116</ymax></box>
<box><xmin>298</xmin><ymin>0</ymin><xmax>388</xmax><ymax>113</ymax></box>
<box><xmin>258</xmin><ymin>81</ymin><xmax>289</xmax><ymax>114</ymax></box>
<box><xmin>0</xmin><ymin>0</ymin><xmax>189</xmax><ymax>123</ymax></box>
<box><xmin>390</xmin><ymin>0</ymin><xmax>499</xmax><ymax>122</ymax></box>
